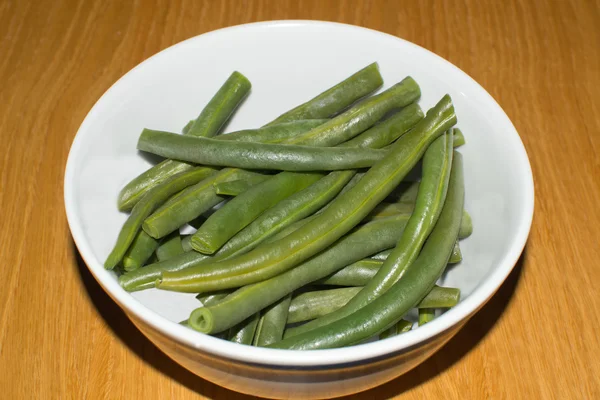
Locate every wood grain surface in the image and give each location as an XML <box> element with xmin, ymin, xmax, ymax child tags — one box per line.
<box><xmin>1</xmin><ymin>0</ymin><xmax>599</xmax><ymax>398</ymax></box>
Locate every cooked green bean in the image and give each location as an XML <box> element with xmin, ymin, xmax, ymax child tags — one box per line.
<box><xmin>418</xmin><ymin>308</ymin><xmax>435</xmax><ymax>326</ymax></box>
<box><xmin>379</xmin><ymin>319</ymin><xmax>413</xmax><ymax>339</ymax></box>
<box><xmin>142</xmin><ymin>169</ymin><xmax>266</xmax><ymax>239</ymax></box>
<box><xmin>158</xmin><ymin>95</ymin><xmax>455</xmax><ymax>293</ymax></box>
<box><xmin>286</xmin><ymin>132</ymin><xmax>454</xmax><ymax>337</ymax></box>
<box><xmin>137</xmin><ymin>130</ymin><xmax>388</xmax><ymax>171</ymax></box>
<box><xmin>187</xmin><ymin>214</ymin><xmax>410</xmax><ymax>334</ymax></box>
<box><xmin>253</xmin><ymin>295</ymin><xmax>292</xmax><ymax>347</ymax></box>
<box><xmin>267</xmin><ymin>62</ymin><xmax>383</xmax><ymax>125</ymax></box>
<box><xmin>181</xmin><ymin>235</ymin><xmax>193</xmax><ymax>252</ymax></box>
<box><xmin>270</xmin><ymin>152</ymin><xmax>464</xmax><ymax>350</ymax></box>
<box><xmin>453</xmin><ymin>128</ymin><xmax>466</xmax><ymax>147</ymax></box>
<box><xmin>104</xmin><ymin>166</ymin><xmax>219</xmax><ymax>269</ymax></box>
<box><xmin>122</xmin><ymin>230</ymin><xmax>159</xmax><ymax>272</ymax></box>
<box><xmin>418</xmin><ymin>286</ymin><xmax>460</xmax><ymax>308</ymax></box>
<box><xmin>156</xmin><ymin>231</ymin><xmax>184</xmax><ymax>261</ymax></box>
<box><xmin>449</xmin><ymin>241</ymin><xmax>462</xmax><ymax>264</ymax></box>
<box><xmin>219</xmin><ymin>120</ymin><xmax>327</xmax><ymax>143</ymax></box>
<box><xmin>191</xmin><ymin>173</ymin><xmax>323</xmax><ymax>254</ymax></box>
<box><xmin>286</xmin><ymin>77</ymin><xmax>420</xmax><ymax>147</ymax></box>
<box><xmin>117</xmin><ymin>72</ymin><xmax>251</xmax><ymax>211</ymax></box>
<box><xmin>459</xmin><ymin>210</ymin><xmax>473</xmax><ymax>239</ymax></box>
<box><xmin>196</xmin><ymin>290</ymin><xmax>230</xmax><ymax>307</ymax></box>
<box><xmin>213</xmin><ymin>180</ymin><xmax>255</xmax><ymax>196</ymax></box>
<box><xmin>228</xmin><ymin>313</ymin><xmax>259</xmax><ymax>345</ymax></box>
<box><xmin>385</xmin><ymin>181</ymin><xmax>420</xmax><ymax>203</ymax></box>
<box><xmin>181</xmin><ymin>120</ymin><xmax>194</xmax><ymax>134</ymax></box>
<box><xmin>366</xmin><ymin>202</ymin><xmax>414</xmax><ymax>220</ymax></box>
<box><xmin>317</xmin><ymin>259</ymin><xmax>381</xmax><ymax>286</ymax></box>
<box><xmin>288</xmin><ymin>287</ymin><xmax>362</xmax><ymax>324</ymax></box>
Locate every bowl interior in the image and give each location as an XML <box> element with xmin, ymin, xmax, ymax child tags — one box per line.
<box><xmin>65</xmin><ymin>21</ymin><xmax>533</xmax><ymax>366</ymax></box>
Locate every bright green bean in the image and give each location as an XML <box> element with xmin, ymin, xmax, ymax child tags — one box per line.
<box><xmin>117</xmin><ymin>72</ymin><xmax>251</xmax><ymax>211</ymax></box>
<box><xmin>122</xmin><ymin>230</ymin><xmax>159</xmax><ymax>272</ymax></box>
<box><xmin>212</xmin><ymin>180</ymin><xmax>254</xmax><ymax>196</ymax></box>
<box><xmin>318</xmin><ymin>259</ymin><xmax>381</xmax><ymax>286</ymax></box>
<box><xmin>267</xmin><ymin>62</ymin><xmax>383</xmax><ymax>125</ymax></box>
<box><xmin>418</xmin><ymin>308</ymin><xmax>435</xmax><ymax>326</ymax></box>
<box><xmin>219</xmin><ymin>120</ymin><xmax>327</xmax><ymax>143</ymax></box>
<box><xmin>158</xmin><ymin>95</ymin><xmax>455</xmax><ymax>293</ymax></box>
<box><xmin>253</xmin><ymin>295</ymin><xmax>292</xmax><ymax>347</ymax></box>
<box><xmin>104</xmin><ymin>166</ymin><xmax>219</xmax><ymax>269</ymax></box>
<box><xmin>228</xmin><ymin>313</ymin><xmax>259</xmax><ymax>345</ymax></box>
<box><xmin>288</xmin><ymin>287</ymin><xmax>363</xmax><ymax>324</ymax></box>
<box><xmin>181</xmin><ymin>235</ymin><xmax>193</xmax><ymax>252</ymax></box>
<box><xmin>196</xmin><ymin>290</ymin><xmax>230</xmax><ymax>307</ymax></box>
<box><xmin>142</xmin><ymin>169</ymin><xmax>266</xmax><ymax>239</ymax></box>
<box><xmin>270</xmin><ymin>152</ymin><xmax>464</xmax><ymax>350</ymax></box>
<box><xmin>281</xmin><ymin>132</ymin><xmax>454</xmax><ymax>338</ymax></box>
<box><xmin>379</xmin><ymin>319</ymin><xmax>413</xmax><ymax>339</ymax></box>
<box><xmin>187</xmin><ymin>214</ymin><xmax>410</xmax><ymax>334</ymax></box>
<box><xmin>191</xmin><ymin>172</ymin><xmax>323</xmax><ymax>254</ymax></box>
<box><xmin>156</xmin><ymin>231</ymin><xmax>184</xmax><ymax>261</ymax></box>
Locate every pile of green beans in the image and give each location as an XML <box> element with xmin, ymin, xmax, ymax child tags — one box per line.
<box><xmin>107</xmin><ymin>63</ymin><xmax>473</xmax><ymax>349</ymax></box>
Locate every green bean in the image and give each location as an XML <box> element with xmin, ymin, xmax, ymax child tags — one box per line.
<box><xmin>286</xmin><ymin>132</ymin><xmax>454</xmax><ymax>337</ymax></box>
<box><xmin>187</xmin><ymin>214</ymin><xmax>410</xmax><ymax>334</ymax></box>
<box><xmin>228</xmin><ymin>313</ymin><xmax>259</xmax><ymax>345</ymax></box>
<box><xmin>318</xmin><ymin>259</ymin><xmax>382</xmax><ymax>286</ymax></box>
<box><xmin>158</xmin><ymin>95</ymin><xmax>455</xmax><ymax>293</ymax></box>
<box><xmin>418</xmin><ymin>286</ymin><xmax>460</xmax><ymax>308</ymax></box>
<box><xmin>288</xmin><ymin>287</ymin><xmax>363</xmax><ymax>324</ymax></box>
<box><xmin>418</xmin><ymin>308</ymin><xmax>435</xmax><ymax>326</ymax></box>
<box><xmin>104</xmin><ymin>166</ymin><xmax>219</xmax><ymax>269</ymax></box>
<box><xmin>286</xmin><ymin>77</ymin><xmax>420</xmax><ymax>146</ymax></box>
<box><xmin>156</xmin><ymin>231</ymin><xmax>184</xmax><ymax>261</ymax></box>
<box><xmin>212</xmin><ymin>180</ymin><xmax>254</xmax><ymax>196</ymax></box>
<box><xmin>117</xmin><ymin>72</ymin><xmax>251</xmax><ymax>211</ymax></box>
<box><xmin>181</xmin><ymin>120</ymin><xmax>194</xmax><ymax>134</ymax></box>
<box><xmin>459</xmin><ymin>210</ymin><xmax>473</xmax><ymax>239</ymax></box>
<box><xmin>385</xmin><ymin>181</ymin><xmax>420</xmax><ymax>203</ymax></box>
<box><xmin>219</xmin><ymin>120</ymin><xmax>327</xmax><ymax>143</ymax></box>
<box><xmin>366</xmin><ymin>202</ymin><xmax>414</xmax><ymax>220</ymax></box>
<box><xmin>196</xmin><ymin>290</ymin><xmax>230</xmax><ymax>307</ymax></box>
<box><xmin>270</xmin><ymin>152</ymin><xmax>464</xmax><ymax>350</ymax></box>
<box><xmin>267</xmin><ymin>62</ymin><xmax>383</xmax><ymax>125</ymax></box>
<box><xmin>453</xmin><ymin>128</ymin><xmax>466</xmax><ymax>147</ymax></box>
<box><xmin>142</xmin><ymin>169</ymin><xmax>266</xmax><ymax>239</ymax></box>
<box><xmin>122</xmin><ymin>230</ymin><xmax>159</xmax><ymax>272</ymax></box>
<box><xmin>449</xmin><ymin>241</ymin><xmax>462</xmax><ymax>264</ymax></box>
<box><xmin>137</xmin><ymin>129</ymin><xmax>388</xmax><ymax>171</ymax></box>
<box><xmin>379</xmin><ymin>319</ymin><xmax>413</xmax><ymax>339</ymax></box>
<box><xmin>253</xmin><ymin>295</ymin><xmax>292</xmax><ymax>347</ymax></box>
<box><xmin>191</xmin><ymin>172</ymin><xmax>323</xmax><ymax>254</ymax></box>
<box><xmin>181</xmin><ymin>235</ymin><xmax>193</xmax><ymax>252</ymax></box>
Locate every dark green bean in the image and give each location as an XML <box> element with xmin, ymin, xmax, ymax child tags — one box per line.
<box><xmin>288</xmin><ymin>287</ymin><xmax>362</xmax><ymax>324</ymax></box>
<box><xmin>253</xmin><ymin>295</ymin><xmax>292</xmax><ymax>347</ymax></box>
<box><xmin>142</xmin><ymin>169</ymin><xmax>266</xmax><ymax>239</ymax></box>
<box><xmin>267</xmin><ymin>62</ymin><xmax>383</xmax><ymax>125</ymax></box>
<box><xmin>137</xmin><ymin>129</ymin><xmax>388</xmax><ymax>171</ymax></box>
<box><xmin>186</xmin><ymin>214</ymin><xmax>410</xmax><ymax>334</ymax></box>
<box><xmin>104</xmin><ymin>166</ymin><xmax>219</xmax><ymax>269</ymax></box>
<box><xmin>286</xmin><ymin>77</ymin><xmax>420</xmax><ymax>147</ymax></box>
<box><xmin>158</xmin><ymin>95</ymin><xmax>455</xmax><ymax>293</ymax></box>
<box><xmin>280</xmin><ymin>132</ymin><xmax>454</xmax><ymax>338</ymax></box>
<box><xmin>418</xmin><ymin>286</ymin><xmax>460</xmax><ymax>308</ymax></box>
<box><xmin>418</xmin><ymin>308</ymin><xmax>435</xmax><ymax>326</ymax></box>
<box><xmin>379</xmin><ymin>319</ymin><xmax>413</xmax><ymax>339</ymax></box>
<box><xmin>122</xmin><ymin>230</ymin><xmax>159</xmax><ymax>272</ymax></box>
<box><xmin>213</xmin><ymin>180</ymin><xmax>254</xmax><ymax>196</ymax></box>
<box><xmin>219</xmin><ymin>120</ymin><xmax>327</xmax><ymax>143</ymax></box>
<box><xmin>270</xmin><ymin>152</ymin><xmax>464</xmax><ymax>350</ymax></box>
<box><xmin>459</xmin><ymin>210</ymin><xmax>473</xmax><ymax>239</ymax></box>
<box><xmin>318</xmin><ymin>259</ymin><xmax>382</xmax><ymax>286</ymax></box>
<box><xmin>156</xmin><ymin>231</ymin><xmax>184</xmax><ymax>261</ymax></box>
<box><xmin>228</xmin><ymin>313</ymin><xmax>259</xmax><ymax>345</ymax></box>
<box><xmin>117</xmin><ymin>72</ymin><xmax>251</xmax><ymax>211</ymax></box>
<box><xmin>191</xmin><ymin>172</ymin><xmax>323</xmax><ymax>254</ymax></box>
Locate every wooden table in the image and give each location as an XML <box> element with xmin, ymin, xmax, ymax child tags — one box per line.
<box><xmin>1</xmin><ymin>0</ymin><xmax>599</xmax><ymax>398</ymax></box>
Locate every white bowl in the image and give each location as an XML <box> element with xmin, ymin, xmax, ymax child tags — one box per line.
<box><xmin>64</xmin><ymin>20</ymin><xmax>534</xmax><ymax>399</ymax></box>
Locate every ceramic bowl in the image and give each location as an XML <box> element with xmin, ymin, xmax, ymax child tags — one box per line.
<box><xmin>64</xmin><ymin>20</ymin><xmax>534</xmax><ymax>399</ymax></box>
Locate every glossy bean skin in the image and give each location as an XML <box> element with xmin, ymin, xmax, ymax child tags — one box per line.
<box><xmin>266</xmin><ymin>62</ymin><xmax>383</xmax><ymax>125</ymax></box>
<box><xmin>158</xmin><ymin>96</ymin><xmax>455</xmax><ymax>293</ymax></box>
<box><xmin>285</xmin><ymin>77</ymin><xmax>420</xmax><ymax>147</ymax></box>
<box><xmin>379</xmin><ymin>319</ymin><xmax>413</xmax><ymax>339</ymax></box>
<box><xmin>418</xmin><ymin>308</ymin><xmax>435</xmax><ymax>326</ymax></box>
<box><xmin>288</xmin><ymin>287</ymin><xmax>362</xmax><ymax>324</ymax></box>
<box><xmin>253</xmin><ymin>295</ymin><xmax>291</xmax><ymax>347</ymax></box>
<box><xmin>191</xmin><ymin>172</ymin><xmax>323</xmax><ymax>254</ymax></box>
<box><xmin>187</xmin><ymin>215</ymin><xmax>410</xmax><ymax>334</ymax></box>
<box><xmin>459</xmin><ymin>210</ymin><xmax>473</xmax><ymax>239</ymax></box>
<box><xmin>418</xmin><ymin>286</ymin><xmax>460</xmax><ymax>308</ymax></box>
<box><xmin>117</xmin><ymin>72</ymin><xmax>251</xmax><ymax>211</ymax></box>
<box><xmin>273</xmin><ymin>132</ymin><xmax>455</xmax><ymax>338</ymax></box>
<box><xmin>122</xmin><ymin>230</ymin><xmax>159</xmax><ymax>272</ymax></box>
<box><xmin>156</xmin><ymin>231</ymin><xmax>184</xmax><ymax>261</ymax></box>
<box><xmin>453</xmin><ymin>128</ymin><xmax>466</xmax><ymax>147</ymax></box>
<box><xmin>212</xmin><ymin>180</ymin><xmax>255</xmax><ymax>196</ymax></box>
<box><xmin>142</xmin><ymin>169</ymin><xmax>266</xmax><ymax>239</ymax></box>
<box><xmin>104</xmin><ymin>166</ymin><xmax>219</xmax><ymax>269</ymax></box>
<box><xmin>449</xmin><ymin>241</ymin><xmax>463</xmax><ymax>263</ymax></box>
<box><xmin>270</xmin><ymin>152</ymin><xmax>464</xmax><ymax>350</ymax></box>
<box><xmin>228</xmin><ymin>313</ymin><xmax>259</xmax><ymax>345</ymax></box>
<box><xmin>219</xmin><ymin>120</ymin><xmax>327</xmax><ymax>143</ymax></box>
<box><xmin>137</xmin><ymin>129</ymin><xmax>388</xmax><ymax>171</ymax></box>
<box><xmin>196</xmin><ymin>291</ymin><xmax>230</xmax><ymax>307</ymax></box>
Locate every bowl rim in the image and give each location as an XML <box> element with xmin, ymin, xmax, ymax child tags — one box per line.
<box><xmin>64</xmin><ymin>19</ymin><xmax>534</xmax><ymax>367</ymax></box>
